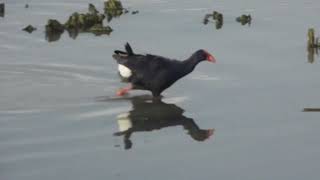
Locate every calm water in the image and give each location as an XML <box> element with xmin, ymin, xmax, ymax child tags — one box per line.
<box><xmin>1</xmin><ymin>0</ymin><xmax>320</xmax><ymax>179</ymax></box>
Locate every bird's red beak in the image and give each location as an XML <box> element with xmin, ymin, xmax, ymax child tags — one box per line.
<box><xmin>205</xmin><ymin>51</ymin><xmax>216</xmax><ymax>63</ymax></box>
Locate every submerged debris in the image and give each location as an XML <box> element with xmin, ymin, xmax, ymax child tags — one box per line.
<box><xmin>307</xmin><ymin>28</ymin><xmax>320</xmax><ymax>63</ymax></box>
<box><xmin>131</xmin><ymin>10</ymin><xmax>139</xmax><ymax>15</ymax></box>
<box><xmin>25</xmin><ymin>4</ymin><xmax>29</xmax><ymax>8</ymax></box>
<box><xmin>236</xmin><ymin>14</ymin><xmax>252</xmax><ymax>25</ymax></box>
<box><xmin>303</xmin><ymin>108</ymin><xmax>320</xmax><ymax>112</ymax></box>
<box><xmin>203</xmin><ymin>11</ymin><xmax>223</xmax><ymax>29</ymax></box>
<box><xmin>22</xmin><ymin>25</ymin><xmax>36</xmax><ymax>33</ymax></box>
<box><xmin>123</xmin><ymin>8</ymin><xmax>129</xmax><ymax>14</ymax></box>
<box><xmin>0</xmin><ymin>3</ymin><xmax>4</xmax><ymax>17</ymax></box>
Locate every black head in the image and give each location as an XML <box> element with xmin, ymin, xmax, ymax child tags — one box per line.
<box><xmin>192</xmin><ymin>49</ymin><xmax>216</xmax><ymax>63</ymax></box>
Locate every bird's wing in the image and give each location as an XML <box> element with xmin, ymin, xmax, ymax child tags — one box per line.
<box><xmin>127</xmin><ymin>54</ymin><xmax>179</xmax><ymax>90</ymax></box>
<box><xmin>131</xmin><ymin>54</ymin><xmax>173</xmax><ymax>75</ymax></box>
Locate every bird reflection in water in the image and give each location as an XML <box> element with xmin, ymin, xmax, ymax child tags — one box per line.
<box><xmin>113</xmin><ymin>95</ymin><xmax>214</xmax><ymax>150</ymax></box>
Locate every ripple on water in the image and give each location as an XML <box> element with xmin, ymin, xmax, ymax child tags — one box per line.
<box><xmin>0</xmin><ymin>63</ymin><xmax>112</xmax><ymax>83</ymax></box>
<box><xmin>0</xmin><ymin>44</ymin><xmax>24</xmax><ymax>51</ymax></box>
<box><xmin>0</xmin><ymin>63</ymin><xmax>116</xmax><ymax>111</ymax></box>
<box><xmin>76</xmin><ymin>106</ymin><xmax>130</xmax><ymax>120</ymax></box>
<box><xmin>189</xmin><ymin>72</ymin><xmax>221</xmax><ymax>81</ymax></box>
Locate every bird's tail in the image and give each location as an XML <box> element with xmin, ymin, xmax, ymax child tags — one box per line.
<box><xmin>113</xmin><ymin>42</ymin><xmax>134</xmax><ymax>60</ymax></box>
<box><xmin>125</xmin><ymin>42</ymin><xmax>134</xmax><ymax>56</ymax></box>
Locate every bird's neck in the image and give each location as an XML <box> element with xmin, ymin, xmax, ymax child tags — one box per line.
<box><xmin>181</xmin><ymin>56</ymin><xmax>200</xmax><ymax>76</ymax></box>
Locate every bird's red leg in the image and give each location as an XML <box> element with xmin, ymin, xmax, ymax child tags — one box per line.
<box><xmin>116</xmin><ymin>84</ymin><xmax>133</xmax><ymax>96</ymax></box>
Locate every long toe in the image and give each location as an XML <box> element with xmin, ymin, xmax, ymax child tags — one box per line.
<box><xmin>116</xmin><ymin>89</ymin><xmax>128</xmax><ymax>96</ymax></box>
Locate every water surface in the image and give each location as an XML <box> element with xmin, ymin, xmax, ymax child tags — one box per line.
<box><xmin>1</xmin><ymin>0</ymin><xmax>320</xmax><ymax>180</ymax></box>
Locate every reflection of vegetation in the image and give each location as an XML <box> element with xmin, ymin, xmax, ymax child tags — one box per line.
<box><xmin>307</xmin><ymin>28</ymin><xmax>320</xmax><ymax>63</ymax></box>
<box><xmin>22</xmin><ymin>25</ymin><xmax>36</xmax><ymax>33</ymax></box>
<box><xmin>113</xmin><ymin>95</ymin><xmax>214</xmax><ymax>150</ymax></box>
<box><xmin>307</xmin><ymin>45</ymin><xmax>318</xmax><ymax>63</ymax></box>
<box><xmin>89</xmin><ymin>24</ymin><xmax>113</xmax><ymax>36</ymax></box>
<box><xmin>203</xmin><ymin>11</ymin><xmax>223</xmax><ymax>30</ymax></box>
<box><xmin>236</xmin><ymin>14</ymin><xmax>252</xmax><ymax>26</ymax></box>
<box><xmin>66</xmin><ymin>28</ymin><xmax>79</xmax><ymax>39</ymax></box>
<box><xmin>0</xmin><ymin>3</ymin><xmax>4</xmax><ymax>17</ymax></box>
<box><xmin>45</xmin><ymin>31</ymin><xmax>63</xmax><ymax>42</ymax></box>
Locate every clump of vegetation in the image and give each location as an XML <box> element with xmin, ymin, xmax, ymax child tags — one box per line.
<box><xmin>22</xmin><ymin>25</ymin><xmax>37</xmax><ymax>33</ymax></box>
<box><xmin>41</xmin><ymin>1</ymin><xmax>137</xmax><ymax>42</ymax></box>
<box><xmin>0</xmin><ymin>3</ymin><xmax>5</xmax><ymax>17</ymax></box>
<box><xmin>45</xmin><ymin>19</ymin><xmax>65</xmax><ymax>42</ymax></box>
<box><xmin>307</xmin><ymin>28</ymin><xmax>320</xmax><ymax>63</ymax></box>
<box><xmin>44</xmin><ymin>3</ymin><xmax>114</xmax><ymax>42</ymax></box>
<box><xmin>236</xmin><ymin>14</ymin><xmax>252</xmax><ymax>25</ymax></box>
<box><xmin>64</xmin><ymin>12</ymin><xmax>105</xmax><ymax>30</ymax></box>
<box><xmin>64</xmin><ymin>4</ymin><xmax>112</xmax><ymax>36</ymax></box>
<box><xmin>45</xmin><ymin>19</ymin><xmax>65</xmax><ymax>33</ymax></box>
<box><xmin>307</xmin><ymin>28</ymin><xmax>320</xmax><ymax>48</ymax></box>
<box><xmin>104</xmin><ymin>0</ymin><xmax>123</xmax><ymax>13</ymax></box>
<box><xmin>103</xmin><ymin>0</ymin><xmax>137</xmax><ymax>21</ymax></box>
<box><xmin>203</xmin><ymin>11</ymin><xmax>223</xmax><ymax>29</ymax></box>
<box><xmin>104</xmin><ymin>0</ymin><xmax>124</xmax><ymax>20</ymax></box>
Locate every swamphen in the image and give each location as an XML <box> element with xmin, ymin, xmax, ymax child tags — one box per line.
<box><xmin>113</xmin><ymin>43</ymin><xmax>216</xmax><ymax>97</ymax></box>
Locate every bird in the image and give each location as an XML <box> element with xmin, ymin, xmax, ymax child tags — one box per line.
<box><xmin>112</xmin><ymin>43</ymin><xmax>216</xmax><ymax>97</ymax></box>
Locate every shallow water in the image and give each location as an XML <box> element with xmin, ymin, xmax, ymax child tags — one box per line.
<box><xmin>1</xmin><ymin>0</ymin><xmax>320</xmax><ymax>179</ymax></box>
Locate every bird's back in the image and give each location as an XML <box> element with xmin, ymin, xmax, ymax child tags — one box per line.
<box><xmin>112</xmin><ymin>43</ymin><xmax>185</xmax><ymax>96</ymax></box>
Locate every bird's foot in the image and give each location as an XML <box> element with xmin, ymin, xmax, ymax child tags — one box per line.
<box><xmin>207</xmin><ymin>129</ymin><xmax>215</xmax><ymax>137</ymax></box>
<box><xmin>116</xmin><ymin>88</ymin><xmax>129</xmax><ymax>96</ymax></box>
<box><xmin>116</xmin><ymin>84</ymin><xmax>132</xmax><ymax>96</ymax></box>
